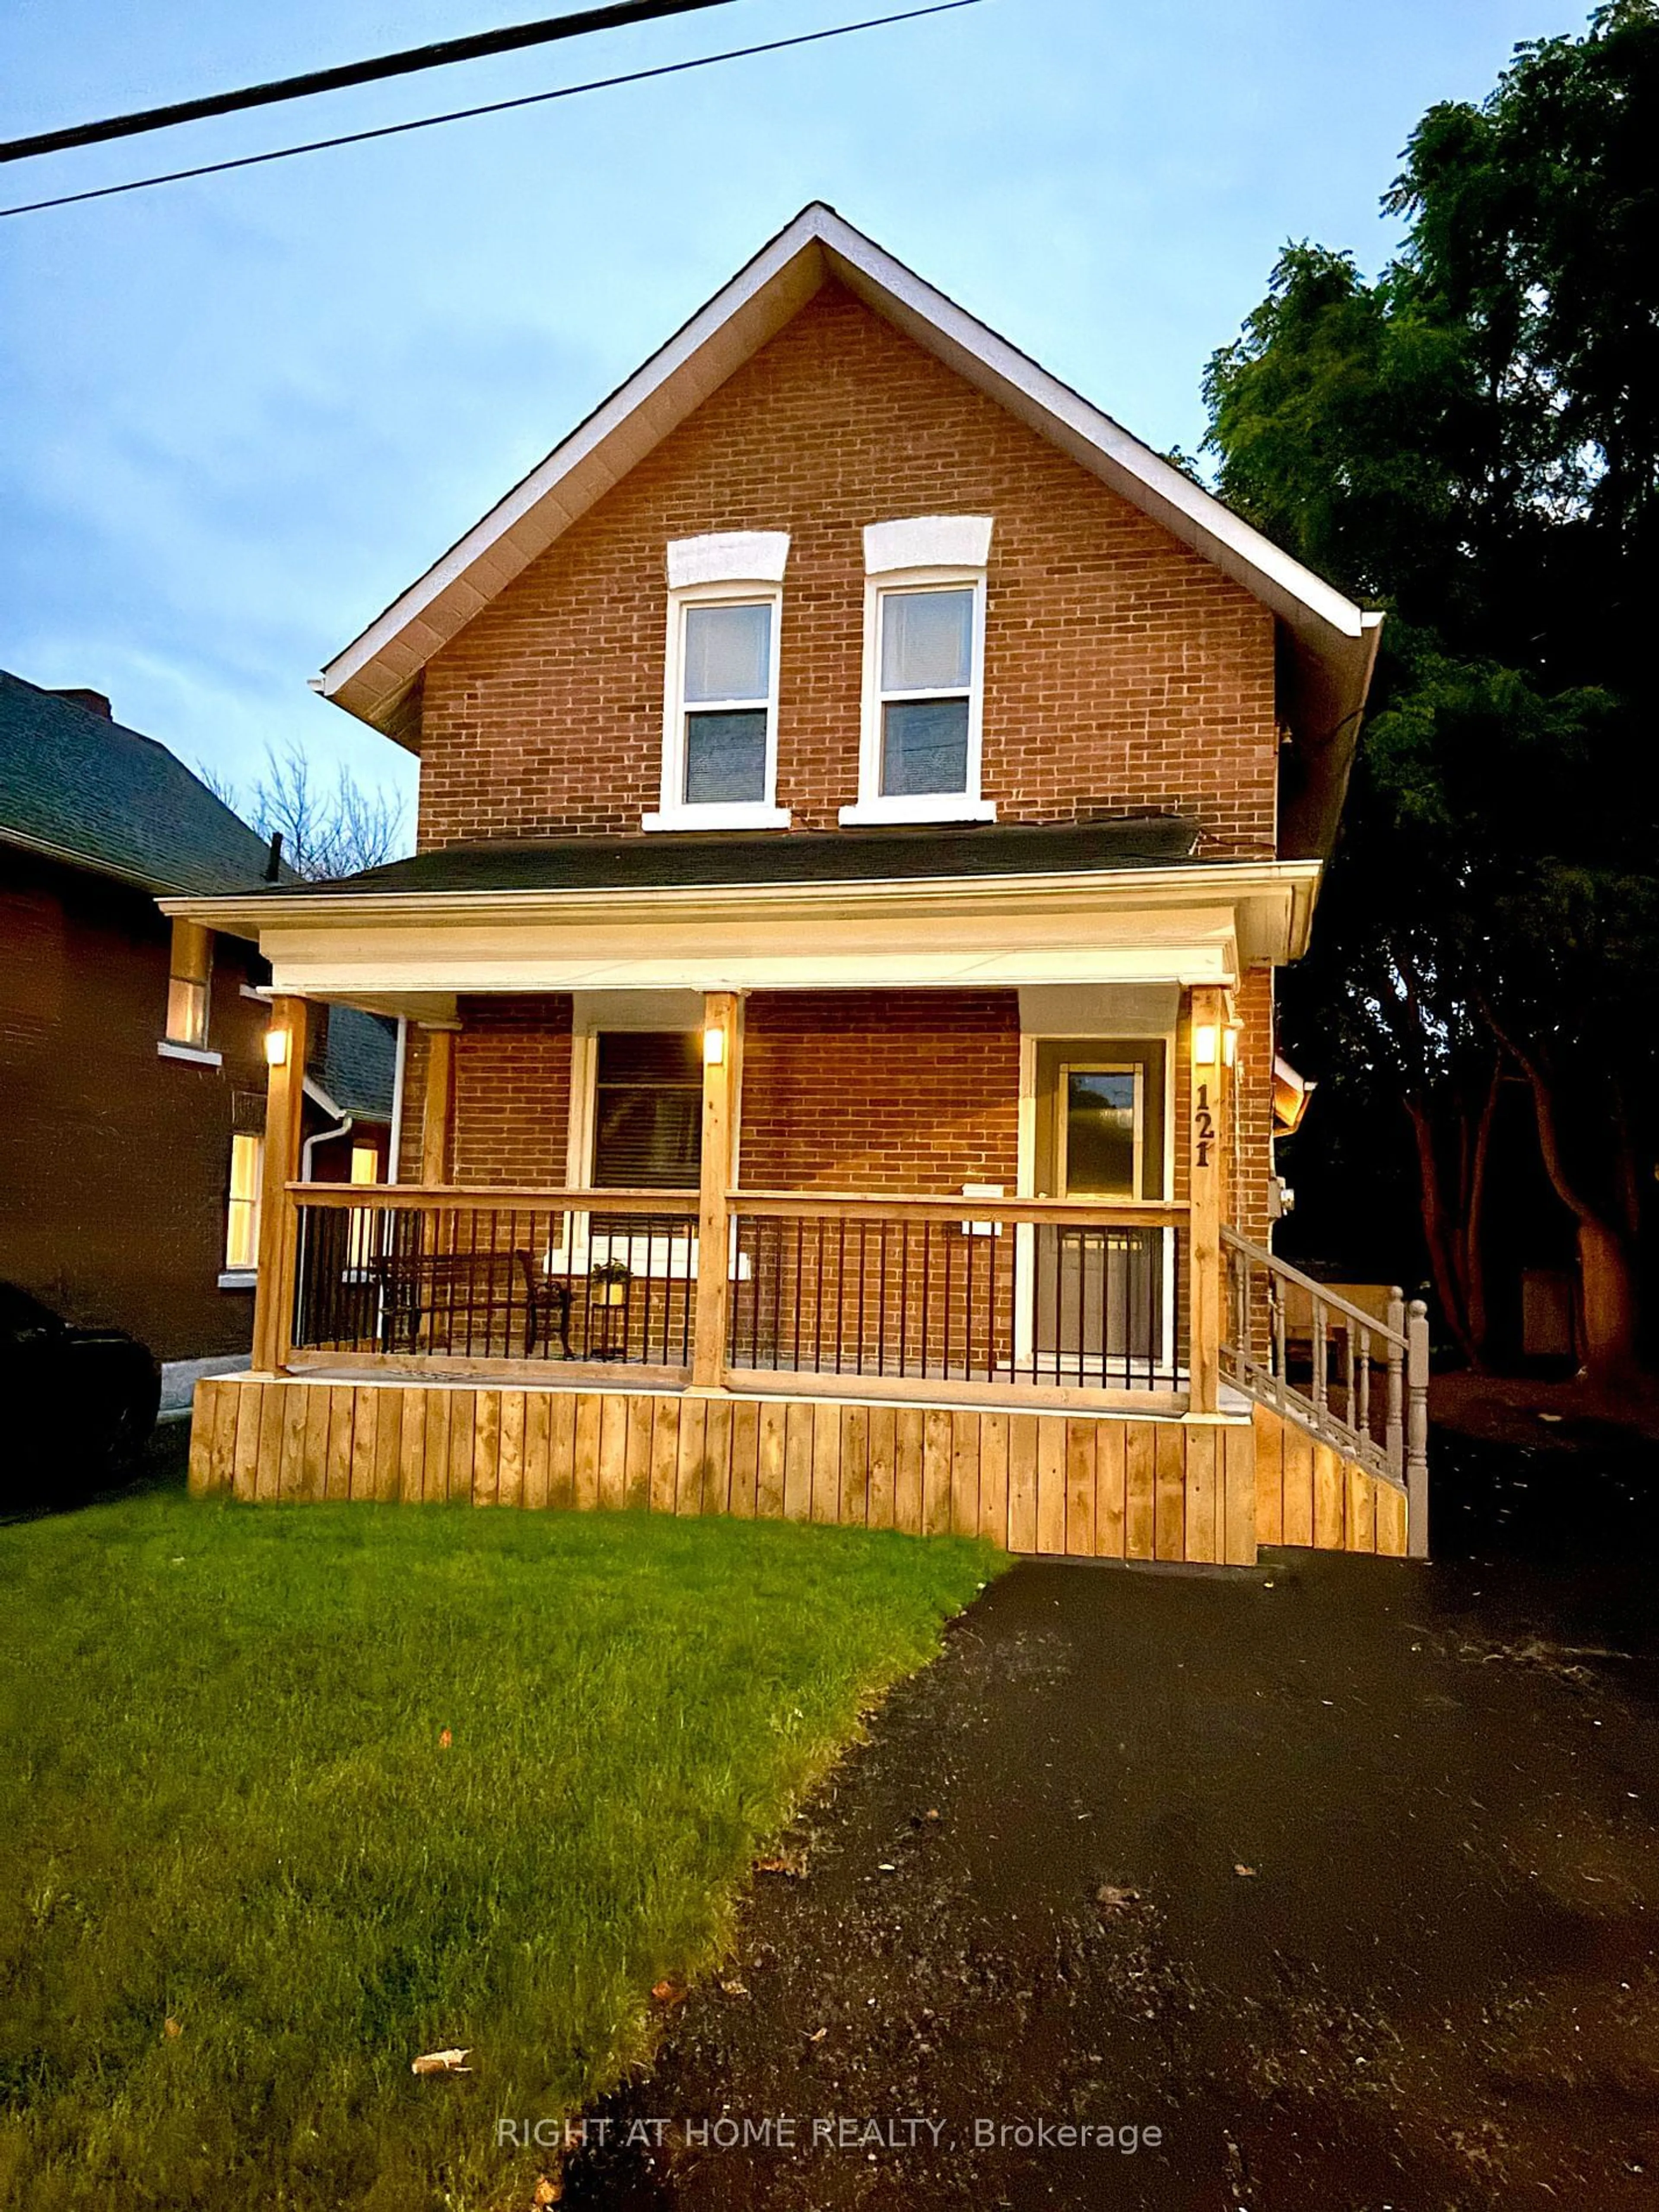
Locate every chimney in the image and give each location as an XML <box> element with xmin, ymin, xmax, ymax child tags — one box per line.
<box><xmin>50</xmin><ymin>688</ymin><xmax>112</xmax><ymax>719</ymax></box>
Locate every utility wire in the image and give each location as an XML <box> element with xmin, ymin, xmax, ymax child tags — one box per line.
<box><xmin>0</xmin><ymin>0</ymin><xmax>748</xmax><ymax>165</ymax></box>
<box><xmin>0</xmin><ymin>1</ymin><xmax>982</xmax><ymax>220</ymax></box>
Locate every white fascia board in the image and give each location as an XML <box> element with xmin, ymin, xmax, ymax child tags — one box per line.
<box><xmin>316</xmin><ymin>204</ymin><xmax>1372</xmax><ymax>741</ymax></box>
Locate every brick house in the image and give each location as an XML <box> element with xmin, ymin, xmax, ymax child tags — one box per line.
<box><xmin>0</xmin><ymin>669</ymin><xmax>395</xmax><ymax>1367</ymax></box>
<box><xmin>177</xmin><ymin>207</ymin><xmax>1427</xmax><ymax>1562</ymax></box>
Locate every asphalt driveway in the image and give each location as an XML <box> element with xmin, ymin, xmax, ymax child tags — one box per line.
<box><xmin>565</xmin><ymin>1431</ymin><xmax>1659</xmax><ymax>2210</ymax></box>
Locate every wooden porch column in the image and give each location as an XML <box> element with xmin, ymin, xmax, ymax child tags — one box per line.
<box><xmin>690</xmin><ymin>991</ymin><xmax>742</xmax><ymax>1389</ymax></box>
<box><xmin>419</xmin><ymin>1023</ymin><xmax>458</xmax><ymax>1185</ymax></box>
<box><xmin>251</xmin><ymin>994</ymin><xmax>308</xmax><ymax>1374</ymax></box>
<box><xmin>1187</xmin><ymin>984</ymin><xmax>1225</xmax><ymax>1414</ymax></box>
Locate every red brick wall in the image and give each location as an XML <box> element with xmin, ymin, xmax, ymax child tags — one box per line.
<box><xmin>0</xmin><ymin>848</ymin><xmax>270</xmax><ymax>1360</ymax></box>
<box><xmin>739</xmin><ymin>990</ymin><xmax>1020</xmax><ymax>1195</ymax></box>
<box><xmin>417</xmin><ymin>283</ymin><xmax>1277</xmax><ymax>856</ymax></box>
<box><xmin>453</xmin><ymin>996</ymin><xmax>573</xmax><ymax>1185</ymax></box>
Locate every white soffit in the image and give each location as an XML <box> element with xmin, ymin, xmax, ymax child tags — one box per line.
<box><xmin>667</xmin><ymin>531</ymin><xmax>790</xmax><ymax>588</ymax></box>
<box><xmin>317</xmin><ymin>204</ymin><xmax>1373</xmax><ymax>747</ymax></box>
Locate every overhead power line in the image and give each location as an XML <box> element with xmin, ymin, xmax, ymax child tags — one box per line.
<box><xmin>0</xmin><ymin>1</ymin><xmax>983</xmax><ymax>220</ymax></box>
<box><xmin>0</xmin><ymin>0</ymin><xmax>747</xmax><ymax>165</ymax></box>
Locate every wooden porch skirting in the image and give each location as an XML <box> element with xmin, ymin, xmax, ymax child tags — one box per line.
<box><xmin>187</xmin><ymin>1377</ymin><xmax>1410</xmax><ymax>1564</ymax></box>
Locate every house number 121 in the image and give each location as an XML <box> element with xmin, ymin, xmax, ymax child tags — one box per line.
<box><xmin>1194</xmin><ymin>1082</ymin><xmax>1215</xmax><ymax>1170</ymax></box>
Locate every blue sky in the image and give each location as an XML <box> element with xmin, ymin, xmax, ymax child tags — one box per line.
<box><xmin>0</xmin><ymin>0</ymin><xmax>1589</xmax><ymax>818</ymax></box>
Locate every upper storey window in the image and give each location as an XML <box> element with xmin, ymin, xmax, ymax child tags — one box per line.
<box><xmin>644</xmin><ymin>531</ymin><xmax>790</xmax><ymax>833</ymax></box>
<box><xmin>842</xmin><ymin>515</ymin><xmax>996</xmax><ymax>826</ymax></box>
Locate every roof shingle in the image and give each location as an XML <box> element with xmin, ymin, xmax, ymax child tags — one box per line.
<box><xmin>0</xmin><ymin>668</ymin><xmax>275</xmax><ymax>895</ymax></box>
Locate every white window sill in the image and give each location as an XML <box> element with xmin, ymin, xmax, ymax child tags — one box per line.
<box><xmin>158</xmin><ymin>1039</ymin><xmax>222</xmax><ymax>1067</ymax></box>
<box><xmin>838</xmin><ymin>796</ymin><xmax>997</xmax><ymax>827</ymax></box>
<box><xmin>217</xmin><ymin>1270</ymin><xmax>257</xmax><ymax>1291</ymax></box>
<box><xmin>641</xmin><ymin>804</ymin><xmax>791</xmax><ymax>834</ymax></box>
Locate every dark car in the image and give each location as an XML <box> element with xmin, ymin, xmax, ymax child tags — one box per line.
<box><xmin>0</xmin><ymin>1282</ymin><xmax>160</xmax><ymax>1508</ymax></box>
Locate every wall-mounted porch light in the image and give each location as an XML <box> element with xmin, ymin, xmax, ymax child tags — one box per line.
<box><xmin>703</xmin><ymin>1025</ymin><xmax>726</xmax><ymax>1068</ymax></box>
<box><xmin>1192</xmin><ymin>1022</ymin><xmax>1220</xmax><ymax>1067</ymax></box>
<box><xmin>264</xmin><ymin>1025</ymin><xmax>290</xmax><ymax>1068</ymax></box>
<box><xmin>1223</xmin><ymin>1023</ymin><xmax>1240</xmax><ymax>1069</ymax></box>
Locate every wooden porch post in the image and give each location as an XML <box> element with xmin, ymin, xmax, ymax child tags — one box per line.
<box><xmin>691</xmin><ymin>990</ymin><xmax>742</xmax><ymax>1389</ymax></box>
<box><xmin>1187</xmin><ymin>985</ymin><xmax>1225</xmax><ymax>1414</ymax></box>
<box><xmin>251</xmin><ymin>994</ymin><xmax>308</xmax><ymax>1375</ymax></box>
<box><xmin>419</xmin><ymin>1023</ymin><xmax>458</xmax><ymax>1185</ymax></box>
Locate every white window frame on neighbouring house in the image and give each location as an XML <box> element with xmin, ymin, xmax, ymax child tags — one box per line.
<box><xmin>644</xmin><ymin>531</ymin><xmax>791</xmax><ymax>833</ymax></box>
<box><xmin>841</xmin><ymin>515</ymin><xmax>996</xmax><ymax>827</ymax></box>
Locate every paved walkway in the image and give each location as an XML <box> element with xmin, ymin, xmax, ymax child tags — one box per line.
<box><xmin>567</xmin><ymin>1491</ymin><xmax>1659</xmax><ymax>2209</ymax></box>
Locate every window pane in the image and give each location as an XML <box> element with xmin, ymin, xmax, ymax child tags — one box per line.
<box><xmin>167</xmin><ymin>974</ymin><xmax>207</xmax><ymax>1047</ymax></box>
<box><xmin>683</xmin><ymin>601</ymin><xmax>771</xmax><ymax>703</ymax></box>
<box><xmin>881</xmin><ymin>697</ymin><xmax>969</xmax><ymax>796</ymax></box>
<box><xmin>685</xmin><ymin>710</ymin><xmax>767</xmax><ymax>804</ymax></box>
<box><xmin>597</xmin><ymin>1032</ymin><xmax>702</xmax><ymax>1084</ymax></box>
<box><xmin>592</xmin><ymin>1089</ymin><xmax>702</xmax><ymax>1189</ymax></box>
<box><xmin>229</xmin><ymin>1132</ymin><xmax>263</xmax><ymax>1203</ymax></box>
<box><xmin>1064</xmin><ymin>1071</ymin><xmax>1138</xmax><ymax>1196</ymax></box>
<box><xmin>880</xmin><ymin>587</ymin><xmax>972</xmax><ymax>693</ymax></box>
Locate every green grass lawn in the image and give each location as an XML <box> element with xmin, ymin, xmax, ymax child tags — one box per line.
<box><xmin>0</xmin><ymin>1475</ymin><xmax>998</xmax><ymax>2211</ymax></box>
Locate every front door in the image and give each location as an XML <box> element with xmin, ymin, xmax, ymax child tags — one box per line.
<box><xmin>1033</xmin><ymin>1053</ymin><xmax>1163</xmax><ymax>1376</ymax></box>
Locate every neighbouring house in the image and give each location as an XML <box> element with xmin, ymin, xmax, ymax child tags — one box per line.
<box><xmin>0</xmin><ymin>669</ymin><xmax>396</xmax><ymax>1369</ymax></box>
<box><xmin>177</xmin><ymin>207</ymin><xmax>1427</xmax><ymax>1560</ymax></box>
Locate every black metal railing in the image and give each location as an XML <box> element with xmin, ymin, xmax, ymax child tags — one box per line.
<box><xmin>290</xmin><ymin>1189</ymin><xmax>699</xmax><ymax>1372</ymax></box>
<box><xmin>726</xmin><ymin>1195</ymin><xmax>1186</xmax><ymax>1393</ymax></box>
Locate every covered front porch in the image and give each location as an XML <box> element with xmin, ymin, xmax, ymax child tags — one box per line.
<box><xmin>171</xmin><ymin>824</ymin><xmax>1426</xmax><ymax>1560</ymax></box>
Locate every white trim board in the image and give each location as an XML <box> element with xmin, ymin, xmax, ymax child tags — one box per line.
<box><xmin>314</xmin><ymin>204</ymin><xmax>1379</xmax><ymax>760</ymax></box>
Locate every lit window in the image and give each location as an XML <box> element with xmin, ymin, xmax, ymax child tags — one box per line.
<box><xmin>225</xmin><ymin>1133</ymin><xmax>263</xmax><ymax>1271</ymax></box>
<box><xmin>165</xmin><ymin>921</ymin><xmax>213</xmax><ymax>1048</ymax></box>
<box><xmin>346</xmin><ymin>1143</ymin><xmax>379</xmax><ymax>1269</ymax></box>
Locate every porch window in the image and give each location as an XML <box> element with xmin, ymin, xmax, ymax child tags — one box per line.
<box><xmin>842</xmin><ymin>516</ymin><xmax>995</xmax><ymax>826</ymax></box>
<box><xmin>224</xmin><ymin>1131</ymin><xmax>263</xmax><ymax>1270</ymax></box>
<box><xmin>591</xmin><ymin>1032</ymin><xmax>702</xmax><ymax>1189</ymax></box>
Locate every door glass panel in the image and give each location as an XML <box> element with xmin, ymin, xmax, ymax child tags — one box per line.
<box><xmin>1063</xmin><ymin>1070</ymin><xmax>1137</xmax><ymax>1196</ymax></box>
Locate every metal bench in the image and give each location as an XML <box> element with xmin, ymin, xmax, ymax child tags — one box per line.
<box><xmin>372</xmin><ymin>1248</ymin><xmax>573</xmax><ymax>1359</ymax></box>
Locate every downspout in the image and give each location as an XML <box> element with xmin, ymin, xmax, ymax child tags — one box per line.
<box><xmin>301</xmin><ymin>1109</ymin><xmax>354</xmax><ymax>1182</ymax></box>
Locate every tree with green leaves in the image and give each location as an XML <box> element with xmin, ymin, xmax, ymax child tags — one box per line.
<box><xmin>1203</xmin><ymin>1</ymin><xmax>1659</xmax><ymax>1379</ymax></box>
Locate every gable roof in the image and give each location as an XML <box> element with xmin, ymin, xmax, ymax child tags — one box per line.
<box><xmin>0</xmin><ymin>668</ymin><xmax>276</xmax><ymax>895</ymax></box>
<box><xmin>316</xmin><ymin>203</ymin><xmax>1380</xmax><ymax>791</ymax></box>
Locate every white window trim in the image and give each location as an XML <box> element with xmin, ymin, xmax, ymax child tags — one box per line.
<box><xmin>840</xmin><ymin>562</ymin><xmax>995</xmax><ymax>827</ymax></box>
<box><xmin>643</xmin><ymin>577</ymin><xmax>790</xmax><ymax>833</ymax></box>
<box><xmin>157</xmin><ymin>1039</ymin><xmax>222</xmax><ymax>1068</ymax></box>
